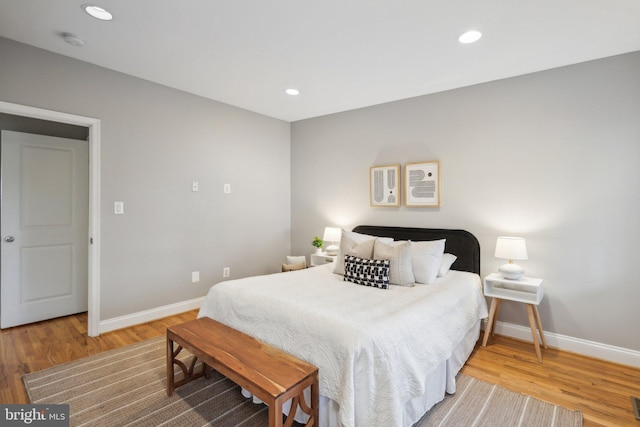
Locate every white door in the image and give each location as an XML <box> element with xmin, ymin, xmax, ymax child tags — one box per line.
<box><xmin>1</xmin><ymin>130</ymin><xmax>89</xmax><ymax>328</ymax></box>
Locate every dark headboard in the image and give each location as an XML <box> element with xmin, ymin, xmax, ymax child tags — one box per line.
<box><xmin>352</xmin><ymin>225</ymin><xmax>480</xmax><ymax>275</ymax></box>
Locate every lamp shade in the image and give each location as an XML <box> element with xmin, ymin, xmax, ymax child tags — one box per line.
<box><xmin>323</xmin><ymin>227</ymin><xmax>342</xmax><ymax>243</ymax></box>
<box><xmin>494</xmin><ymin>237</ymin><xmax>528</xmax><ymax>260</ymax></box>
<box><xmin>495</xmin><ymin>236</ymin><xmax>527</xmax><ymax>280</ymax></box>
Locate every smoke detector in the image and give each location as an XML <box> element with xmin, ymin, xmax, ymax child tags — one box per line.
<box><xmin>62</xmin><ymin>33</ymin><xmax>85</xmax><ymax>47</ymax></box>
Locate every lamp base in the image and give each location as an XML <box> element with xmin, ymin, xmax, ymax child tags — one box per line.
<box><xmin>499</xmin><ymin>263</ymin><xmax>524</xmax><ymax>280</ymax></box>
<box><xmin>325</xmin><ymin>244</ymin><xmax>339</xmax><ymax>256</ymax></box>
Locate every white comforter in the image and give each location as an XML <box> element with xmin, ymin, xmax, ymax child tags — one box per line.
<box><xmin>198</xmin><ymin>263</ymin><xmax>487</xmax><ymax>427</ymax></box>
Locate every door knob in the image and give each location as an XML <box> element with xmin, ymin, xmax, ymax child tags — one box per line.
<box><xmin>4</xmin><ymin>236</ymin><xmax>14</xmax><ymax>242</ymax></box>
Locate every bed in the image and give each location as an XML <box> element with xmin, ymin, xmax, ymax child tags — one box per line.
<box><xmin>198</xmin><ymin>225</ymin><xmax>488</xmax><ymax>427</ymax></box>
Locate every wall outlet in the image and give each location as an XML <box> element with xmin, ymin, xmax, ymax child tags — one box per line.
<box><xmin>224</xmin><ymin>183</ymin><xmax>231</xmax><ymax>194</ymax></box>
<box><xmin>114</xmin><ymin>201</ymin><xmax>124</xmax><ymax>214</ymax></box>
<box><xmin>191</xmin><ymin>271</ymin><xmax>200</xmax><ymax>283</ymax></box>
<box><xmin>223</xmin><ymin>267</ymin><xmax>230</xmax><ymax>278</ymax></box>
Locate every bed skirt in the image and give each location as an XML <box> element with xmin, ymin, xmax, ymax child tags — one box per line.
<box><xmin>243</xmin><ymin>319</ymin><xmax>481</xmax><ymax>427</ymax></box>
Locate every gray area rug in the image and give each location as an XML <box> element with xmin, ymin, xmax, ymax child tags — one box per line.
<box><xmin>23</xmin><ymin>336</ymin><xmax>582</xmax><ymax>426</ymax></box>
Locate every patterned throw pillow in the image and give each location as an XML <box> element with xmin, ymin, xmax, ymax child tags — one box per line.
<box><xmin>343</xmin><ymin>255</ymin><xmax>390</xmax><ymax>289</ymax></box>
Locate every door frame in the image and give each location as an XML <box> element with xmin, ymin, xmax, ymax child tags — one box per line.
<box><xmin>0</xmin><ymin>101</ymin><xmax>101</xmax><ymax>337</ymax></box>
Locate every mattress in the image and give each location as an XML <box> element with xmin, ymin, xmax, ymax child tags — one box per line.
<box><xmin>198</xmin><ymin>262</ymin><xmax>488</xmax><ymax>427</ymax></box>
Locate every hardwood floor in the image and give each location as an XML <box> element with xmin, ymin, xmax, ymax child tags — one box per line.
<box><xmin>1</xmin><ymin>311</ymin><xmax>639</xmax><ymax>426</ymax></box>
<box><xmin>462</xmin><ymin>335</ymin><xmax>640</xmax><ymax>427</ymax></box>
<box><xmin>0</xmin><ymin>310</ymin><xmax>198</xmax><ymax>404</ymax></box>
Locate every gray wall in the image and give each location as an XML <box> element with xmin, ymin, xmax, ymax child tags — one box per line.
<box><xmin>0</xmin><ymin>37</ymin><xmax>291</xmax><ymax>320</ymax></box>
<box><xmin>291</xmin><ymin>51</ymin><xmax>640</xmax><ymax>352</ymax></box>
<box><xmin>3</xmin><ymin>35</ymin><xmax>638</xmax><ymax>353</ymax></box>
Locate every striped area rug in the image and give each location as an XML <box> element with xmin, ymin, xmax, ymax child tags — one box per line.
<box><xmin>23</xmin><ymin>336</ymin><xmax>582</xmax><ymax>426</ymax></box>
<box><xmin>414</xmin><ymin>374</ymin><xmax>582</xmax><ymax>427</ymax></box>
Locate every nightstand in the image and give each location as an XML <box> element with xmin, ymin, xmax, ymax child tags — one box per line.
<box><xmin>310</xmin><ymin>253</ymin><xmax>336</xmax><ymax>267</ymax></box>
<box><xmin>482</xmin><ymin>273</ymin><xmax>547</xmax><ymax>362</ymax></box>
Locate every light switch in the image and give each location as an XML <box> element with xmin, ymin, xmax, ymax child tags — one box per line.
<box><xmin>192</xmin><ymin>181</ymin><xmax>199</xmax><ymax>192</ymax></box>
<box><xmin>114</xmin><ymin>201</ymin><xmax>124</xmax><ymax>215</ymax></box>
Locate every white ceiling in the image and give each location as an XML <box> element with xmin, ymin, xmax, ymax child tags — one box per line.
<box><xmin>1</xmin><ymin>1</ymin><xmax>639</xmax><ymax>122</ymax></box>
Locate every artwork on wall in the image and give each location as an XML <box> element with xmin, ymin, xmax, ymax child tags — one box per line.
<box><xmin>370</xmin><ymin>165</ymin><xmax>401</xmax><ymax>207</ymax></box>
<box><xmin>405</xmin><ymin>161</ymin><xmax>440</xmax><ymax>207</ymax></box>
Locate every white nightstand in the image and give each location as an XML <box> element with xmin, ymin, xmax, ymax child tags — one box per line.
<box><xmin>482</xmin><ymin>272</ymin><xmax>548</xmax><ymax>362</ymax></box>
<box><xmin>310</xmin><ymin>253</ymin><xmax>336</xmax><ymax>267</ymax></box>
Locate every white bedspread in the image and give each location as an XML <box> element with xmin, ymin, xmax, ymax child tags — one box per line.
<box><xmin>198</xmin><ymin>263</ymin><xmax>487</xmax><ymax>427</ymax></box>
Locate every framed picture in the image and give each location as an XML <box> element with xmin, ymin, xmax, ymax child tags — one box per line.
<box><xmin>405</xmin><ymin>161</ymin><xmax>440</xmax><ymax>207</ymax></box>
<box><xmin>370</xmin><ymin>165</ymin><xmax>401</xmax><ymax>207</ymax></box>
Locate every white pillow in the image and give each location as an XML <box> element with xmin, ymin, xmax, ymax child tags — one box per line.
<box><xmin>286</xmin><ymin>255</ymin><xmax>307</xmax><ymax>267</ymax></box>
<box><xmin>411</xmin><ymin>239</ymin><xmax>445</xmax><ymax>284</ymax></box>
<box><xmin>333</xmin><ymin>230</ymin><xmax>393</xmax><ymax>275</ymax></box>
<box><xmin>333</xmin><ymin>235</ymin><xmax>376</xmax><ymax>275</ymax></box>
<box><xmin>373</xmin><ymin>239</ymin><xmax>415</xmax><ymax>287</ymax></box>
<box><xmin>343</xmin><ymin>230</ymin><xmax>393</xmax><ymax>244</ymax></box>
<box><xmin>438</xmin><ymin>253</ymin><xmax>457</xmax><ymax>277</ymax></box>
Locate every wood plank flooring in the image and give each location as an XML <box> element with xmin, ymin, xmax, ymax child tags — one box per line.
<box><xmin>462</xmin><ymin>335</ymin><xmax>640</xmax><ymax>427</ymax></box>
<box><xmin>0</xmin><ymin>310</ymin><xmax>198</xmax><ymax>405</ymax></box>
<box><xmin>1</xmin><ymin>311</ymin><xmax>639</xmax><ymax>426</ymax></box>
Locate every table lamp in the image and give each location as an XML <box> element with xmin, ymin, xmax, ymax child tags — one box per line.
<box><xmin>494</xmin><ymin>236</ymin><xmax>528</xmax><ymax>280</ymax></box>
<box><xmin>323</xmin><ymin>227</ymin><xmax>342</xmax><ymax>256</ymax></box>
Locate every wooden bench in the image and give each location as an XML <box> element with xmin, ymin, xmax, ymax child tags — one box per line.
<box><xmin>166</xmin><ymin>317</ymin><xmax>319</xmax><ymax>427</ymax></box>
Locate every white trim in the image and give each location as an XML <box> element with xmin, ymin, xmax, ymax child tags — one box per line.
<box><xmin>489</xmin><ymin>320</ymin><xmax>640</xmax><ymax>368</ymax></box>
<box><xmin>0</xmin><ymin>101</ymin><xmax>101</xmax><ymax>336</ymax></box>
<box><xmin>99</xmin><ymin>297</ymin><xmax>205</xmax><ymax>334</ymax></box>
<box><xmin>87</xmin><ymin>121</ymin><xmax>101</xmax><ymax>337</ymax></box>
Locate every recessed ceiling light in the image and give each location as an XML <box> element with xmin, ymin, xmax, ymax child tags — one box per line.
<box><xmin>458</xmin><ymin>30</ymin><xmax>482</xmax><ymax>44</ymax></box>
<box><xmin>285</xmin><ymin>88</ymin><xmax>300</xmax><ymax>96</ymax></box>
<box><xmin>82</xmin><ymin>4</ymin><xmax>113</xmax><ymax>21</ymax></box>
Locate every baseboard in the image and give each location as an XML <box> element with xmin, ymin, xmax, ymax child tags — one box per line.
<box><xmin>99</xmin><ymin>297</ymin><xmax>205</xmax><ymax>334</ymax></box>
<box><xmin>488</xmin><ymin>320</ymin><xmax>640</xmax><ymax>368</ymax></box>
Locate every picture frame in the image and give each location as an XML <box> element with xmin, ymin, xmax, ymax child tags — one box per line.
<box><xmin>405</xmin><ymin>161</ymin><xmax>440</xmax><ymax>207</ymax></box>
<box><xmin>370</xmin><ymin>165</ymin><xmax>401</xmax><ymax>207</ymax></box>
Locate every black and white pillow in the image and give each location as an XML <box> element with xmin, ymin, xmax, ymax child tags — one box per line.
<box><xmin>343</xmin><ymin>255</ymin><xmax>390</xmax><ymax>289</ymax></box>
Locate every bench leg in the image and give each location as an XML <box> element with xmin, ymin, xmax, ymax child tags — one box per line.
<box><xmin>269</xmin><ymin>398</ymin><xmax>284</xmax><ymax>427</ymax></box>
<box><xmin>283</xmin><ymin>377</ymin><xmax>319</xmax><ymax>427</ymax></box>
<box><xmin>311</xmin><ymin>377</ymin><xmax>319</xmax><ymax>427</ymax></box>
<box><xmin>166</xmin><ymin>337</ymin><xmax>210</xmax><ymax>395</ymax></box>
<box><xmin>166</xmin><ymin>336</ymin><xmax>175</xmax><ymax>396</ymax></box>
